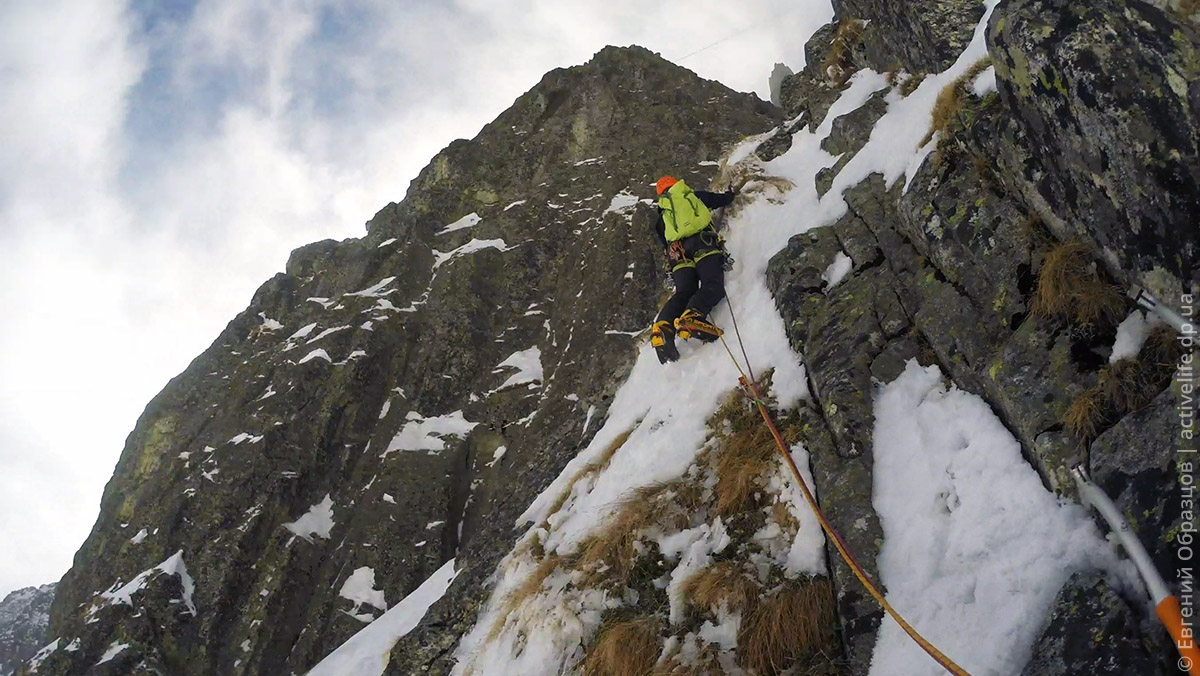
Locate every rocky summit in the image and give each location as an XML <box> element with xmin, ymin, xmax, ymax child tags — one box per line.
<box><xmin>18</xmin><ymin>2</ymin><xmax>1200</xmax><ymax>675</ymax></box>
<box><xmin>0</xmin><ymin>585</ymin><xmax>54</xmax><ymax>676</ymax></box>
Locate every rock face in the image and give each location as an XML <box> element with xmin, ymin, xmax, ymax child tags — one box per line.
<box><xmin>26</xmin><ymin>46</ymin><xmax>779</xmax><ymax>676</ymax></box>
<box><xmin>988</xmin><ymin>0</ymin><xmax>1200</xmax><ymax>296</ymax></box>
<box><xmin>0</xmin><ymin>585</ymin><xmax>54</xmax><ymax>676</ymax></box>
<box><xmin>764</xmin><ymin>0</ymin><xmax>1197</xmax><ymax>673</ymax></box>
<box><xmin>1019</xmin><ymin>572</ymin><xmax>1160</xmax><ymax>676</ymax></box>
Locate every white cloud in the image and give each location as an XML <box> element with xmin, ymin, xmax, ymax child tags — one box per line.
<box><xmin>0</xmin><ymin>0</ymin><xmax>832</xmax><ymax>597</ymax></box>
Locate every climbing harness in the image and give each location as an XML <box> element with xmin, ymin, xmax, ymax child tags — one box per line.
<box><xmin>1072</xmin><ymin>466</ymin><xmax>1200</xmax><ymax>675</ymax></box>
<box><xmin>718</xmin><ymin>296</ymin><xmax>975</xmax><ymax>676</ymax></box>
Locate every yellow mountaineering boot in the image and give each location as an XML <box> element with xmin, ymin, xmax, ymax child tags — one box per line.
<box><xmin>674</xmin><ymin>309</ymin><xmax>722</xmax><ymax>343</ymax></box>
<box><xmin>650</xmin><ymin>320</ymin><xmax>680</xmax><ymax>364</ymax></box>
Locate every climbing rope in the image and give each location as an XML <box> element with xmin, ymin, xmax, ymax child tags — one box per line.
<box><xmin>719</xmin><ymin>298</ymin><xmax>974</xmax><ymax>676</ymax></box>
<box><xmin>725</xmin><ymin>294</ymin><xmax>757</xmax><ymax>385</ymax></box>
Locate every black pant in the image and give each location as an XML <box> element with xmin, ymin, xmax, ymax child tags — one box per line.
<box><xmin>657</xmin><ymin>253</ymin><xmax>726</xmax><ymax>324</ymax></box>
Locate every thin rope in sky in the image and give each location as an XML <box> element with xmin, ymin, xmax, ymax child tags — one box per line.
<box><xmin>673</xmin><ymin>8</ymin><xmax>800</xmax><ymax>63</ymax></box>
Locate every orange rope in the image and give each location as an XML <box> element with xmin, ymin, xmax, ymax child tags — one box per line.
<box><xmin>739</xmin><ymin>376</ymin><xmax>974</xmax><ymax>676</ymax></box>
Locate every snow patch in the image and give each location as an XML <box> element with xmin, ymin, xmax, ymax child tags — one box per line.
<box><xmin>867</xmin><ymin>362</ymin><xmax>1132</xmax><ymax>676</ymax></box>
<box><xmin>432</xmin><ymin>239</ymin><xmax>513</xmax><ymax>269</ymax></box>
<box><xmin>1110</xmin><ymin>309</ymin><xmax>1160</xmax><ymax>363</ymax></box>
<box><xmin>288</xmin><ymin>322</ymin><xmax>318</xmax><ymax>340</ymax></box>
<box><xmin>438</xmin><ymin>212</ymin><xmax>482</xmax><ymax>235</ymax></box>
<box><xmin>95</xmin><ymin>550</ymin><xmax>197</xmax><ymax>617</ymax></box>
<box><xmin>284</xmin><ymin>495</ymin><xmax>336</xmax><ymax>542</ymax></box>
<box><xmin>493</xmin><ymin>346</ymin><xmax>543</xmax><ymax>390</ymax></box>
<box><xmin>971</xmin><ymin>66</ymin><xmax>998</xmax><ymax>97</ymax></box>
<box><xmin>96</xmin><ymin>641</ymin><xmax>129</xmax><ymax>666</ymax></box>
<box><xmin>821</xmin><ymin>252</ymin><xmax>853</xmax><ymax>290</ymax></box>
<box><xmin>602</xmin><ymin>191</ymin><xmax>639</xmax><ymax>218</ymax></box>
<box><xmin>487</xmin><ymin>446</ymin><xmax>508</xmax><ymax>468</ymax></box>
<box><xmin>382</xmin><ymin>411</ymin><xmax>478</xmax><ymax>456</ymax></box>
<box><xmin>346</xmin><ymin>277</ymin><xmax>396</xmax><ymax>298</ymax></box>
<box><xmin>258</xmin><ymin>313</ymin><xmax>284</xmax><ymax>331</ymax></box>
<box><xmin>306</xmin><ymin>325</ymin><xmax>351</xmax><ymax>343</ymax></box>
<box><xmin>339</xmin><ymin>567</ymin><xmax>388</xmax><ymax>613</ymax></box>
<box><xmin>306</xmin><ymin>560</ymin><xmax>457</xmax><ymax>676</ymax></box>
<box><xmin>298</xmin><ymin>349</ymin><xmax>332</xmax><ymax>365</ymax></box>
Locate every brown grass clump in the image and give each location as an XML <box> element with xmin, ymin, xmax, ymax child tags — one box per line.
<box><xmin>1065</xmin><ymin>328</ymin><xmax>1188</xmax><ymax>440</ymax></box>
<box><xmin>652</xmin><ymin>642</ymin><xmax>726</xmax><ymax>676</ymax></box>
<box><xmin>653</xmin><ymin>643</ymin><xmax>726</xmax><ymax>676</ymax></box>
<box><xmin>773</xmin><ymin>499</ymin><xmax>801</xmax><ymax>535</ymax></box>
<box><xmin>1031</xmin><ymin>242</ymin><xmax>1124</xmax><ymax>328</ymax></box>
<box><xmin>681</xmin><ymin>562</ymin><xmax>761</xmax><ymax>616</ymax></box>
<box><xmin>899</xmin><ymin>72</ymin><xmax>927</xmax><ymax>97</ymax></box>
<box><xmin>1098</xmin><ymin>359</ymin><xmax>1158</xmax><ymax>415</ymax></box>
<box><xmin>709</xmin><ymin>390</ymin><xmax>780</xmax><ymax>516</ymax></box>
<box><xmin>1143</xmin><ymin>324</ymin><xmax>1188</xmax><ymax>368</ymax></box>
<box><xmin>921</xmin><ymin>80</ymin><xmax>967</xmax><ymax>147</ymax></box>
<box><xmin>920</xmin><ymin>56</ymin><xmax>993</xmax><ymax>146</ymax></box>
<box><xmin>485</xmin><ymin>554</ymin><xmax>566</xmax><ymax>642</ymax></box>
<box><xmin>542</xmin><ymin>428</ymin><xmax>636</xmax><ymax>524</ymax></box>
<box><xmin>1064</xmin><ymin>385</ymin><xmax>1107</xmax><ymax>441</ymax></box>
<box><xmin>738</xmin><ymin>577</ymin><xmax>839</xmax><ymax>675</ymax></box>
<box><xmin>714</xmin><ymin>163</ymin><xmax>796</xmax><ymax>219</ymax></box>
<box><xmin>582</xmin><ymin>616</ymin><xmax>663</xmax><ymax>676</ymax></box>
<box><xmin>821</xmin><ymin>19</ymin><xmax>864</xmax><ymax>84</ymax></box>
<box><xmin>575</xmin><ymin>480</ymin><xmax>700</xmax><ymax>582</ymax></box>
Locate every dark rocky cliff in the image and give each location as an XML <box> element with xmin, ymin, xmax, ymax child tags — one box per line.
<box><xmin>25</xmin><ymin>46</ymin><xmax>778</xmax><ymax>676</ymax></box>
<box><xmin>0</xmin><ymin>585</ymin><xmax>54</xmax><ymax>676</ymax></box>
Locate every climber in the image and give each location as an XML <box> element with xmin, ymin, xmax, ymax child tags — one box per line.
<box><xmin>649</xmin><ymin>175</ymin><xmax>737</xmax><ymax>364</ymax></box>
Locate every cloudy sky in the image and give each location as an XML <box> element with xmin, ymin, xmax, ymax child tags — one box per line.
<box><xmin>0</xmin><ymin>0</ymin><xmax>831</xmax><ymax>598</ymax></box>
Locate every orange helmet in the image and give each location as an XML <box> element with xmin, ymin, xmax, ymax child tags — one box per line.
<box><xmin>655</xmin><ymin>176</ymin><xmax>678</xmax><ymax>195</ymax></box>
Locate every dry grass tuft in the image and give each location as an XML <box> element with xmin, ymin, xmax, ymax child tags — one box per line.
<box><xmin>714</xmin><ymin>162</ymin><xmax>796</xmax><ymax>219</ymax></box>
<box><xmin>773</xmin><ymin>499</ymin><xmax>800</xmax><ymax>535</ymax></box>
<box><xmin>543</xmin><ymin>428</ymin><xmax>636</xmax><ymax>524</ymax></box>
<box><xmin>1174</xmin><ymin>0</ymin><xmax>1199</xmax><ymax>22</ymax></box>
<box><xmin>652</xmin><ymin>642</ymin><xmax>725</xmax><ymax>676</ymax></box>
<box><xmin>821</xmin><ymin>19</ymin><xmax>864</xmax><ymax>84</ymax></box>
<box><xmin>961</xmin><ymin>57</ymin><xmax>995</xmax><ymax>87</ymax></box>
<box><xmin>899</xmin><ymin>72</ymin><xmax>927</xmax><ymax>97</ymax></box>
<box><xmin>486</xmin><ymin>554</ymin><xmax>566</xmax><ymax>642</ymax></box>
<box><xmin>1064</xmin><ymin>385</ymin><xmax>1107</xmax><ymax>441</ymax></box>
<box><xmin>1065</xmin><ymin>328</ymin><xmax>1188</xmax><ymax>440</ymax></box>
<box><xmin>1098</xmin><ymin>359</ymin><xmax>1158</xmax><ymax>414</ymax></box>
<box><xmin>739</xmin><ymin>577</ymin><xmax>838</xmax><ymax>675</ymax></box>
<box><xmin>582</xmin><ymin>616</ymin><xmax>663</xmax><ymax>676</ymax></box>
<box><xmin>681</xmin><ymin>561</ymin><xmax>761</xmax><ymax>616</ymax></box>
<box><xmin>1142</xmin><ymin>324</ymin><xmax>1188</xmax><ymax>369</ymax></box>
<box><xmin>921</xmin><ymin>80</ymin><xmax>967</xmax><ymax>147</ymax></box>
<box><xmin>920</xmin><ymin>56</ymin><xmax>993</xmax><ymax>147</ymax></box>
<box><xmin>709</xmin><ymin>390</ymin><xmax>780</xmax><ymax>516</ymax></box>
<box><xmin>1031</xmin><ymin>242</ymin><xmax>1124</xmax><ymax>328</ymax></box>
<box><xmin>576</xmin><ymin>480</ymin><xmax>700</xmax><ymax>582</ymax></box>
